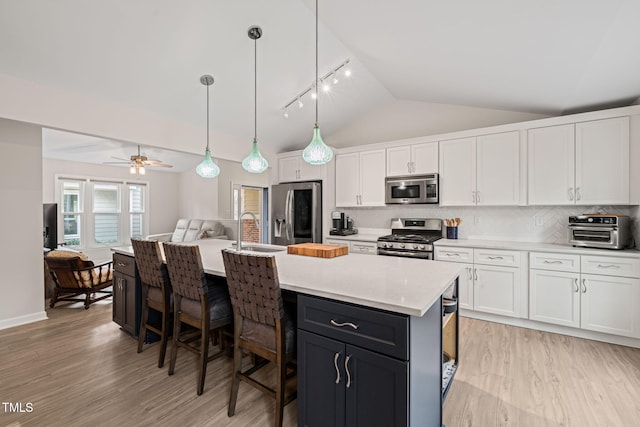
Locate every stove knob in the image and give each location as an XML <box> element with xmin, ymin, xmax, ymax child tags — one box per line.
<box><xmin>413</xmin><ymin>244</ymin><xmax>419</xmax><ymax>250</ymax></box>
<box><xmin>419</xmin><ymin>245</ymin><xmax>426</xmax><ymax>250</ymax></box>
<box><xmin>399</xmin><ymin>244</ymin><xmax>405</xmax><ymax>249</ymax></box>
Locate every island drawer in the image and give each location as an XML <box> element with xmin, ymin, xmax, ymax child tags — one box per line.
<box><xmin>530</xmin><ymin>252</ymin><xmax>580</xmax><ymax>272</ymax></box>
<box><xmin>581</xmin><ymin>256</ymin><xmax>640</xmax><ymax>278</ymax></box>
<box><xmin>113</xmin><ymin>253</ymin><xmax>136</xmax><ymax>276</ymax></box>
<box><xmin>298</xmin><ymin>294</ymin><xmax>408</xmax><ymax>360</ymax></box>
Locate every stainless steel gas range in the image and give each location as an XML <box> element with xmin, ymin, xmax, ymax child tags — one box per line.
<box><xmin>377</xmin><ymin>218</ymin><xmax>442</xmax><ymax>260</ymax></box>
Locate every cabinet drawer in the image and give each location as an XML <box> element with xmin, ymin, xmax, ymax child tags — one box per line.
<box><xmin>530</xmin><ymin>252</ymin><xmax>580</xmax><ymax>272</ymax></box>
<box><xmin>435</xmin><ymin>247</ymin><xmax>473</xmax><ymax>263</ymax></box>
<box><xmin>298</xmin><ymin>294</ymin><xmax>408</xmax><ymax>360</ymax></box>
<box><xmin>113</xmin><ymin>253</ymin><xmax>136</xmax><ymax>276</ymax></box>
<box><xmin>581</xmin><ymin>256</ymin><xmax>640</xmax><ymax>278</ymax></box>
<box><xmin>350</xmin><ymin>241</ymin><xmax>377</xmax><ymax>255</ymax></box>
<box><xmin>474</xmin><ymin>248</ymin><xmax>520</xmax><ymax>267</ymax></box>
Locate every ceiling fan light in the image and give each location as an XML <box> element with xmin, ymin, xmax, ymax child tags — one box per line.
<box><xmin>242</xmin><ymin>138</ymin><xmax>269</xmax><ymax>173</ymax></box>
<box><xmin>303</xmin><ymin>124</ymin><xmax>333</xmax><ymax>165</ymax></box>
<box><xmin>196</xmin><ymin>148</ymin><xmax>220</xmax><ymax>178</ymax></box>
<box><xmin>138</xmin><ymin>166</ymin><xmax>146</xmax><ymax>175</ymax></box>
<box><xmin>129</xmin><ymin>165</ymin><xmax>137</xmax><ymax>175</ymax></box>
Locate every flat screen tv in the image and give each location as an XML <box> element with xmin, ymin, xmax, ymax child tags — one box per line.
<box><xmin>43</xmin><ymin>203</ymin><xmax>58</xmax><ymax>250</ymax></box>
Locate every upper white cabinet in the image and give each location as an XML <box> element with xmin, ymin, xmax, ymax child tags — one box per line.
<box><xmin>278</xmin><ymin>152</ymin><xmax>325</xmax><ymax>182</ymax></box>
<box><xmin>439</xmin><ymin>131</ymin><xmax>520</xmax><ymax>206</ymax></box>
<box><xmin>528</xmin><ymin>117</ymin><xmax>629</xmax><ymax>205</ymax></box>
<box><xmin>335</xmin><ymin>149</ymin><xmax>386</xmax><ymax>207</ymax></box>
<box><xmin>386</xmin><ymin>142</ymin><xmax>438</xmax><ymax>177</ymax></box>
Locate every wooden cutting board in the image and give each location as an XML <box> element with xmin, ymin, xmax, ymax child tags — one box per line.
<box><xmin>287</xmin><ymin>243</ymin><xmax>349</xmax><ymax>258</ymax></box>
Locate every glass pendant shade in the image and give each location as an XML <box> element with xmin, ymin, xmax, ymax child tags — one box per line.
<box><xmin>302</xmin><ymin>124</ymin><xmax>333</xmax><ymax>165</ymax></box>
<box><xmin>195</xmin><ymin>148</ymin><xmax>220</xmax><ymax>178</ymax></box>
<box><xmin>242</xmin><ymin>138</ymin><xmax>269</xmax><ymax>173</ymax></box>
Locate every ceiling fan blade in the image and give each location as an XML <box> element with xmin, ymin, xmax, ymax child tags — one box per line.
<box><xmin>111</xmin><ymin>156</ymin><xmax>131</xmax><ymax>161</ymax></box>
<box><xmin>148</xmin><ymin>163</ymin><xmax>173</xmax><ymax>168</ymax></box>
<box><xmin>103</xmin><ymin>161</ymin><xmax>131</xmax><ymax>165</ymax></box>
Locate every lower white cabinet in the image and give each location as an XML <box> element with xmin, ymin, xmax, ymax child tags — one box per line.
<box><xmin>435</xmin><ymin>247</ymin><xmax>522</xmax><ymax>318</ymax></box>
<box><xmin>529</xmin><ymin>252</ymin><xmax>640</xmax><ymax>339</ymax></box>
<box><xmin>326</xmin><ymin>238</ymin><xmax>378</xmax><ymax>255</ymax></box>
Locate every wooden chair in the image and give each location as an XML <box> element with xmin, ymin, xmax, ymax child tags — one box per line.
<box><xmin>221</xmin><ymin>249</ymin><xmax>297</xmax><ymax>427</ymax></box>
<box><xmin>45</xmin><ymin>253</ymin><xmax>113</xmax><ymax>309</ymax></box>
<box><xmin>131</xmin><ymin>238</ymin><xmax>173</xmax><ymax>368</ymax></box>
<box><xmin>163</xmin><ymin>243</ymin><xmax>233</xmax><ymax>395</ymax></box>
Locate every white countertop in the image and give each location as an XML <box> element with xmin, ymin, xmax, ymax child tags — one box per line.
<box><xmin>325</xmin><ymin>227</ymin><xmax>390</xmax><ymax>243</ymax></box>
<box><xmin>435</xmin><ymin>238</ymin><xmax>640</xmax><ymax>258</ymax></box>
<box><xmin>113</xmin><ymin>239</ymin><xmax>461</xmax><ymax>317</ymax></box>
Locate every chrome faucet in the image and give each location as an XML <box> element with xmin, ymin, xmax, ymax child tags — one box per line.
<box><xmin>236</xmin><ymin>211</ymin><xmax>258</xmax><ymax>251</ymax></box>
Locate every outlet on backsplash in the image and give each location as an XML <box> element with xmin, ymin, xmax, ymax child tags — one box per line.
<box><xmin>474</xmin><ymin>216</ymin><xmax>480</xmax><ymax>224</ymax></box>
<box><xmin>534</xmin><ymin>215</ymin><xmax>544</xmax><ymax>227</ymax></box>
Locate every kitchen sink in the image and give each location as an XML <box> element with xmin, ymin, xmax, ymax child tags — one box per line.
<box><xmin>241</xmin><ymin>245</ymin><xmax>286</xmax><ymax>253</ymax></box>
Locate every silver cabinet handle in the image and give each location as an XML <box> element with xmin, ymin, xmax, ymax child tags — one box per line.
<box><xmin>474</xmin><ymin>268</ymin><xmax>478</xmax><ymax>280</ymax></box>
<box><xmin>467</xmin><ymin>267</ymin><xmax>473</xmax><ymax>280</ymax></box>
<box><xmin>582</xmin><ymin>278</ymin><xmax>587</xmax><ymax>293</ymax></box>
<box><xmin>345</xmin><ymin>355</ymin><xmax>352</xmax><ymax>388</ymax></box>
<box><xmin>575</xmin><ymin>187</ymin><xmax>581</xmax><ymax>201</ymax></box>
<box><xmin>445</xmin><ymin>253</ymin><xmax>460</xmax><ymax>257</ymax></box>
<box><xmin>407</xmin><ymin>162</ymin><xmax>411</xmax><ymax>173</ymax></box>
<box><xmin>568</xmin><ymin>187</ymin><xmax>574</xmax><ymax>201</ymax></box>
<box><xmin>117</xmin><ymin>262</ymin><xmax>127</xmax><ymax>267</ymax></box>
<box><xmin>476</xmin><ymin>190</ymin><xmax>480</xmax><ymax>203</ymax></box>
<box><xmin>488</xmin><ymin>256</ymin><xmax>504</xmax><ymax>260</ymax></box>
<box><xmin>574</xmin><ymin>278</ymin><xmax>579</xmax><ymax>292</ymax></box>
<box><xmin>543</xmin><ymin>260</ymin><xmax>562</xmax><ymax>264</ymax></box>
<box><xmin>471</xmin><ymin>191</ymin><xmax>476</xmax><ymax>203</ymax></box>
<box><xmin>330</xmin><ymin>319</ymin><xmax>359</xmax><ymax>330</ymax></box>
<box><xmin>597</xmin><ymin>264</ymin><xmax>620</xmax><ymax>269</ymax></box>
<box><xmin>334</xmin><ymin>353</ymin><xmax>341</xmax><ymax>384</ymax></box>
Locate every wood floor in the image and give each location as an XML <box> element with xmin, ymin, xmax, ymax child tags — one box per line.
<box><xmin>1</xmin><ymin>301</ymin><xmax>639</xmax><ymax>426</ymax></box>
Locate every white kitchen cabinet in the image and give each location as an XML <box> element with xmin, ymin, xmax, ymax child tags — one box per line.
<box><xmin>278</xmin><ymin>152</ymin><xmax>325</xmax><ymax>182</ymax></box>
<box><xmin>530</xmin><ymin>269</ymin><xmax>581</xmax><ymax>328</ymax></box>
<box><xmin>529</xmin><ymin>252</ymin><xmax>640</xmax><ymax>338</ymax></box>
<box><xmin>528</xmin><ymin>117</ymin><xmax>629</xmax><ymax>205</ymax></box>
<box><xmin>335</xmin><ymin>149</ymin><xmax>386</xmax><ymax>207</ymax></box>
<box><xmin>325</xmin><ymin>238</ymin><xmax>378</xmax><ymax>255</ymax></box>
<box><xmin>386</xmin><ymin>142</ymin><xmax>438</xmax><ymax>177</ymax></box>
<box><xmin>435</xmin><ymin>246</ymin><xmax>522</xmax><ymax>317</ymax></box>
<box><xmin>439</xmin><ymin>131</ymin><xmax>520</xmax><ymax>206</ymax></box>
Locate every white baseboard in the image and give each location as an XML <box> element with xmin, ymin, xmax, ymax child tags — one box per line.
<box><xmin>0</xmin><ymin>311</ymin><xmax>48</xmax><ymax>331</ymax></box>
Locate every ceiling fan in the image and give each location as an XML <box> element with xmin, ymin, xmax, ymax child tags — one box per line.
<box><xmin>104</xmin><ymin>145</ymin><xmax>173</xmax><ymax>175</ymax></box>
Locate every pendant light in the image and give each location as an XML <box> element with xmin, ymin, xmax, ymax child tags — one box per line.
<box><xmin>302</xmin><ymin>0</ymin><xmax>334</xmax><ymax>165</ymax></box>
<box><xmin>242</xmin><ymin>25</ymin><xmax>269</xmax><ymax>174</ymax></box>
<box><xmin>195</xmin><ymin>74</ymin><xmax>220</xmax><ymax>178</ymax></box>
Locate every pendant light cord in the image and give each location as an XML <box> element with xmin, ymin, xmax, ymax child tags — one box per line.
<box><xmin>255</xmin><ymin>36</ymin><xmax>258</xmax><ymax>140</ymax></box>
<box><xmin>315</xmin><ymin>0</ymin><xmax>319</xmax><ymax>125</ymax></box>
<box><xmin>206</xmin><ymin>83</ymin><xmax>210</xmax><ymax>150</ymax></box>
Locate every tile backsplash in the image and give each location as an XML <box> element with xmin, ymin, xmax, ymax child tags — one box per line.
<box><xmin>341</xmin><ymin>205</ymin><xmax>640</xmax><ymax>248</ymax></box>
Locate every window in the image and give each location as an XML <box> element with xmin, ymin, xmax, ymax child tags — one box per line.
<box><xmin>62</xmin><ymin>180</ymin><xmax>83</xmax><ymax>247</ymax></box>
<box><xmin>57</xmin><ymin>176</ymin><xmax>147</xmax><ymax>249</ymax></box>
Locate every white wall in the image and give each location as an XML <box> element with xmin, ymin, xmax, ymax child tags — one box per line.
<box><xmin>0</xmin><ymin>119</ymin><xmax>47</xmax><ymax>330</ymax></box>
<box><xmin>326</xmin><ymin>99</ymin><xmax>549</xmax><ymax>148</ymax></box>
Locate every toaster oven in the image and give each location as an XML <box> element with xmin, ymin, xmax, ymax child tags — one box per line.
<box><xmin>568</xmin><ymin>215</ymin><xmax>631</xmax><ymax>249</ymax></box>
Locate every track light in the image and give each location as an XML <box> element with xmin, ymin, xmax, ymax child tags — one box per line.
<box><xmin>281</xmin><ymin>58</ymin><xmax>350</xmax><ymax>117</ymax></box>
<box><xmin>344</xmin><ymin>68</ymin><xmax>352</xmax><ymax>77</ymax></box>
<box><xmin>283</xmin><ymin>109</ymin><xmax>289</xmax><ymax>118</ymax></box>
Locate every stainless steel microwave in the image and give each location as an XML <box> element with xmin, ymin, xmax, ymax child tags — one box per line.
<box><xmin>385</xmin><ymin>174</ymin><xmax>439</xmax><ymax>204</ymax></box>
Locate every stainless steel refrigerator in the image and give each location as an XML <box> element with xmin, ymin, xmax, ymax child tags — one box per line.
<box><xmin>271</xmin><ymin>181</ymin><xmax>322</xmax><ymax>245</ymax></box>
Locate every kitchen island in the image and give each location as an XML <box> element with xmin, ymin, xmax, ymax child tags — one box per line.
<box><xmin>113</xmin><ymin>239</ymin><xmax>462</xmax><ymax>426</ymax></box>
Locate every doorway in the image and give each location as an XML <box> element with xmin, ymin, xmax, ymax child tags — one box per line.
<box><xmin>232</xmin><ymin>184</ymin><xmax>269</xmax><ymax>244</ymax></box>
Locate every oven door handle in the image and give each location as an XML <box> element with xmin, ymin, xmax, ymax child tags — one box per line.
<box><xmin>377</xmin><ymin>249</ymin><xmax>431</xmax><ymax>259</ymax></box>
<box><xmin>568</xmin><ymin>225</ymin><xmax>617</xmax><ymax>231</ymax></box>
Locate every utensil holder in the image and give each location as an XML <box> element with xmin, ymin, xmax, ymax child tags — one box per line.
<box><xmin>446</xmin><ymin>226</ymin><xmax>458</xmax><ymax>239</ymax></box>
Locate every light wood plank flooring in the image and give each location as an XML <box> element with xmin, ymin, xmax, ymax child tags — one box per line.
<box><xmin>1</xmin><ymin>301</ymin><xmax>639</xmax><ymax>426</ymax></box>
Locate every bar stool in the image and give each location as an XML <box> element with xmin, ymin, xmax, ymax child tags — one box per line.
<box><xmin>131</xmin><ymin>238</ymin><xmax>172</xmax><ymax>368</ymax></box>
<box><xmin>221</xmin><ymin>249</ymin><xmax>297</xmax><ymax>427</ymax></box>
<box><xmin>163</xmin><ymin>243</ymin><xmax>232</xmax><ymax>395</ymax></box>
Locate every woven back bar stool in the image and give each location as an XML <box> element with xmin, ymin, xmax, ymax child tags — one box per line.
<box><xmin>130</xmin><ymin>238</ymin><xmax>173</xmax><ymax>368</ymax></box>
<box><xmin>221</xmin><ymin>249</ymin><xmax>297</xmax><ymax>427</ymax></box>
<box><xmin>163</xmin><ymin>243</ymin><xmax>233</xmax><ymax>395</ymax></box>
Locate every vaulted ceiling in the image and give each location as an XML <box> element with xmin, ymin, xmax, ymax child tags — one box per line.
<box><xmin>2</xmin><ymin>0</ymin><xmax>639</xmax><ymax>166</ymax></box>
